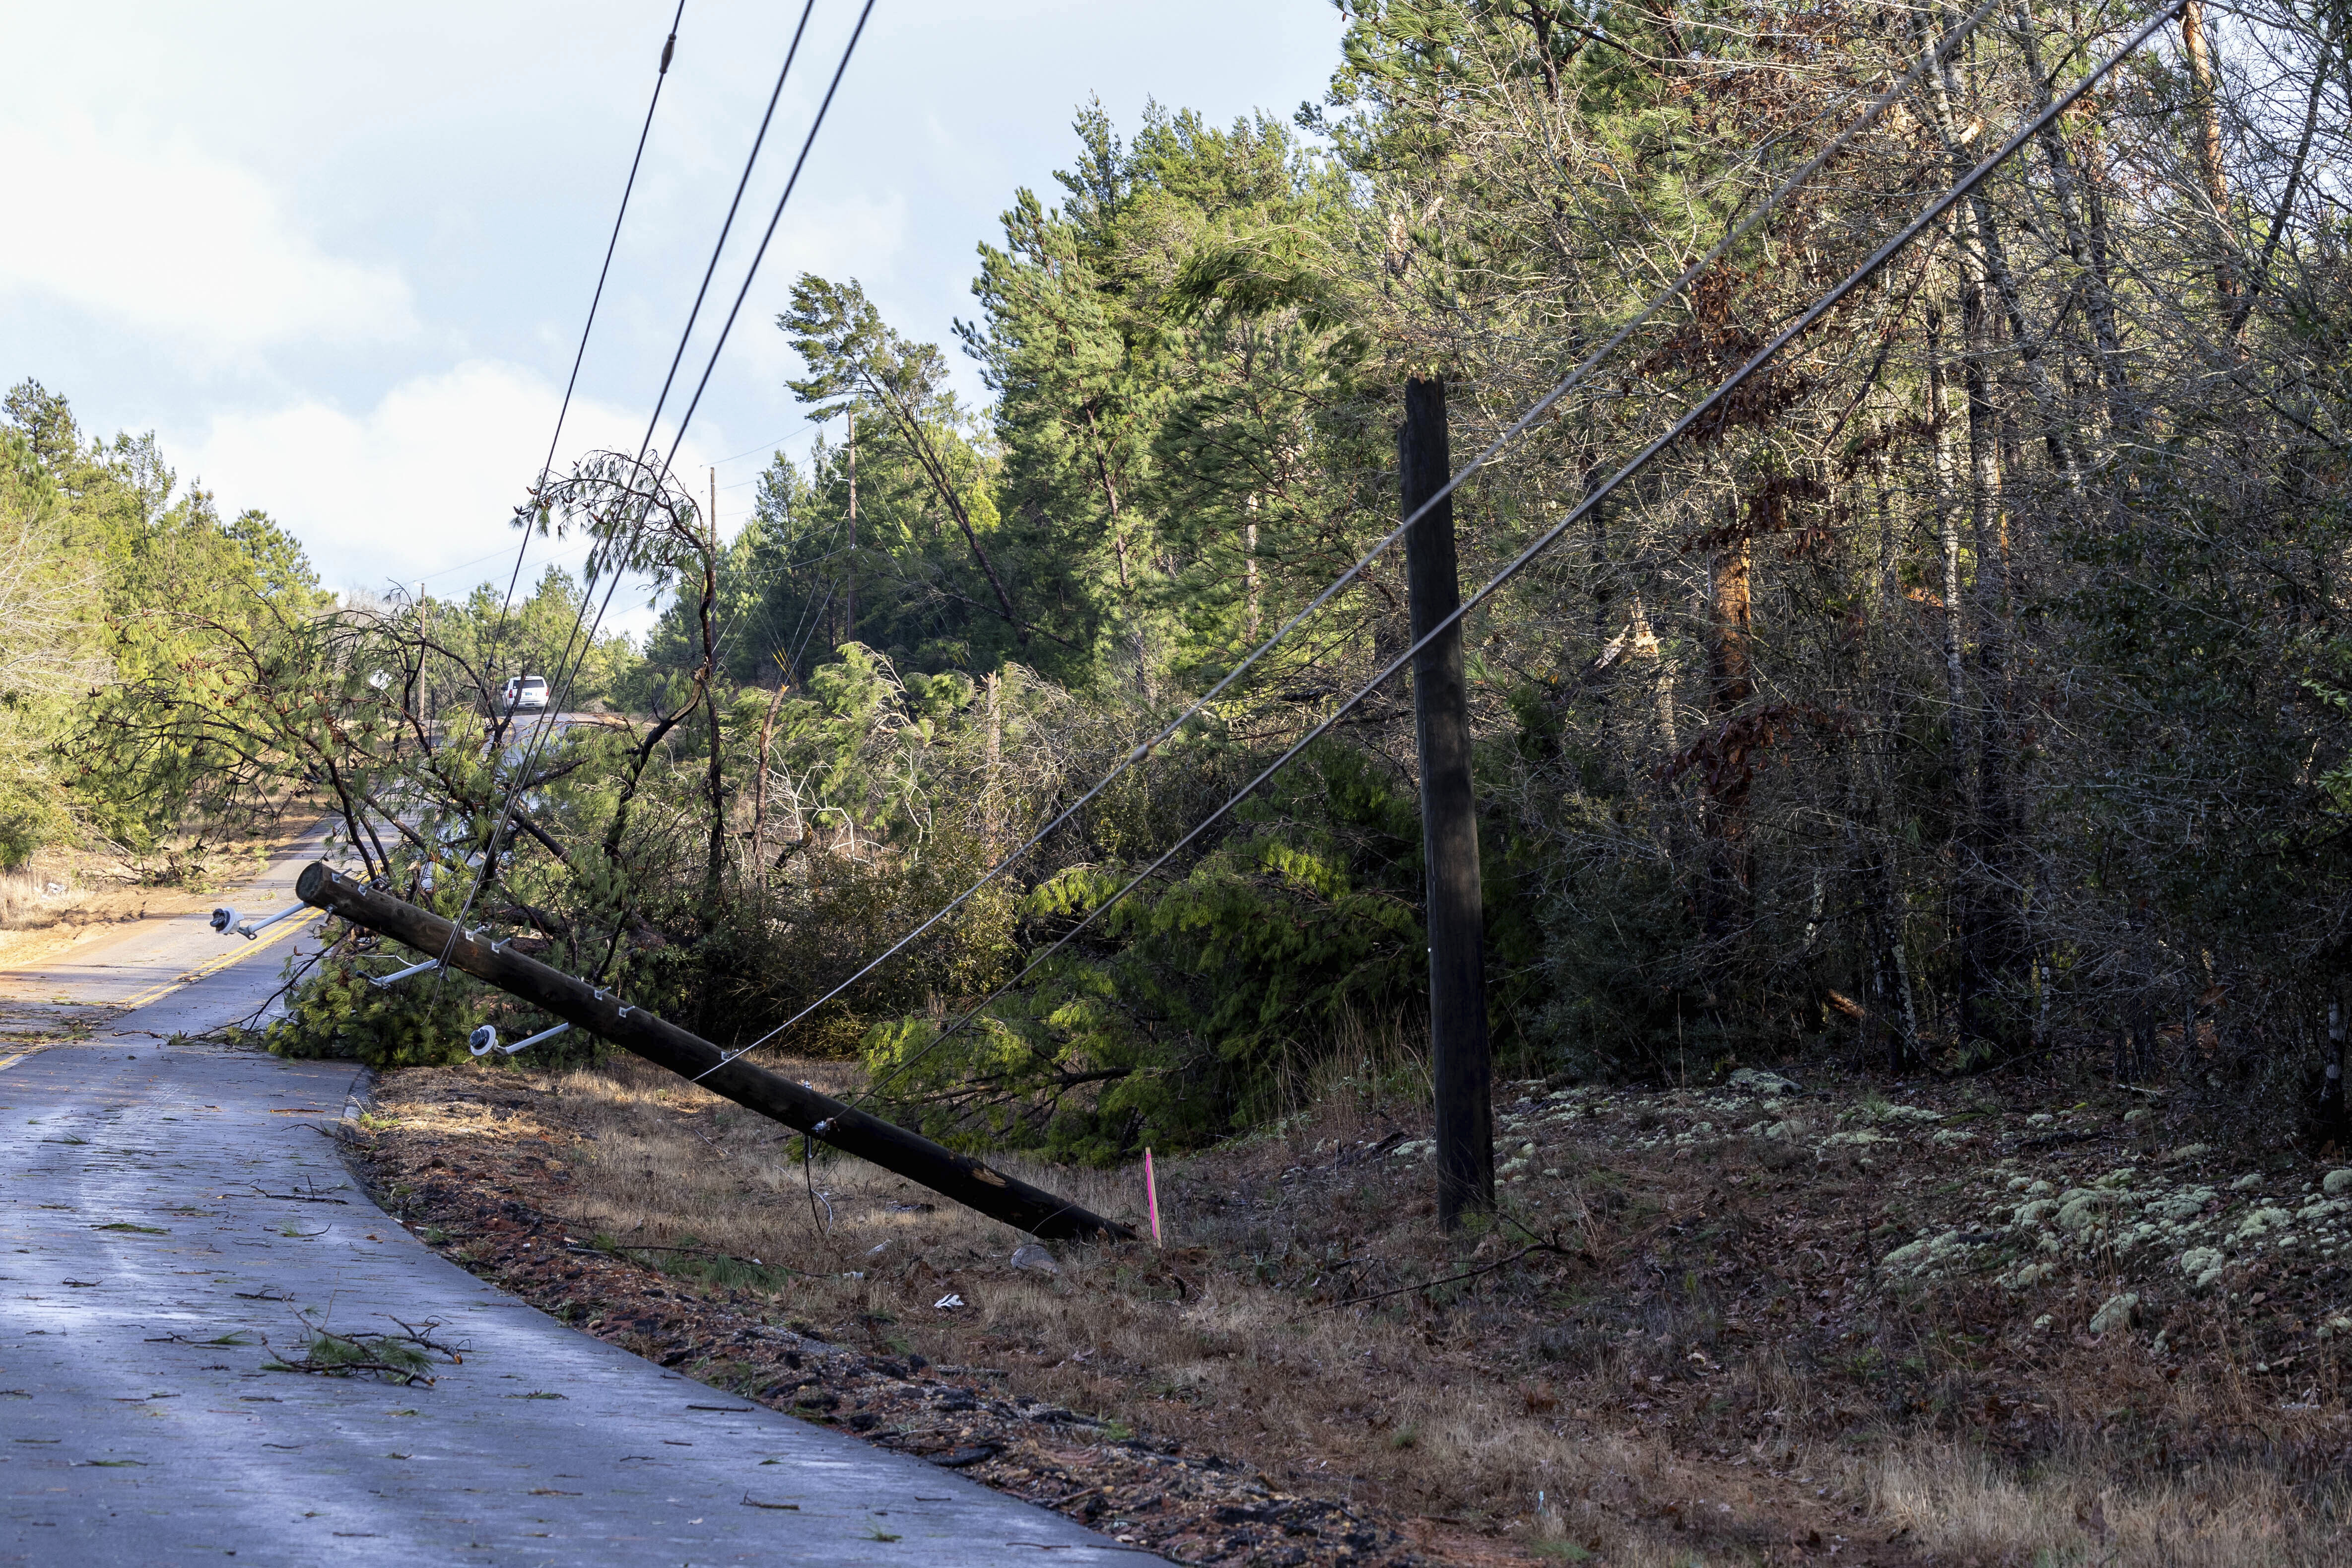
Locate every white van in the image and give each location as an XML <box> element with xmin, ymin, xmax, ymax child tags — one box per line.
<box><xmin>501</xmin><ymin>675</ymin><xmax>551</xmax><ymax>711</ymax></box>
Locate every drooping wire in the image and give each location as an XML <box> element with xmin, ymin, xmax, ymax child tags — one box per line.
<box><xmin>711</xmin><ymin>408</ymin><xmax>829</xmax><ymax>468</ymax></box>
<box><xmin>502</xmin><ymin>0</ymin><xmax>877</xmax><ymax>863</ymax></box>
<box><xmin>440</xmin><ymin>0</ymin><xmax>877</xmax><ymax>981</ymax></box>
<box><xmin>478</xmin><ymin>1</ymin><xmax>687</xmax><ymax>742</ymax></box>
<box><xmin>638</xmin><ymin>0</ymin><xmax>880</xmax><ymax>508</ymax></box>
<box><xmin>690</xmin><ymin>0</ymin><xmax>2009</xmax><ymax>1081</ymax></box>
<box><xmin>823</xmin><ymin>0</ymin><xmax>2189</xmax><ymax>1111</ymax></box>
<box><xmin>378</xmin><ymin>1</ymin><xmax>683</xmax><ymax>867</ymax></box>
<box><xmin>430</xmin><ymin>0</ymin><xmax>821</xmax><ymax>965</ymax></box>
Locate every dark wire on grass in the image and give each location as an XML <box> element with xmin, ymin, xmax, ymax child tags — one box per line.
<box><xmin>1326</xmin><ymin>1241</ymin><xmax>1577</xmax><ymax>1310</ymax></box>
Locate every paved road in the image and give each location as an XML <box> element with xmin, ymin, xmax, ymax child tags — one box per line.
<box><xmin>0</xmin><ymin>837</ymin><xmax>326</xmax><ymax>1031</ymax></box>
<box><xmin>0</xmin><ymin>850</ymin><xmax>1131</xmax><ymax>1565</ymax></box>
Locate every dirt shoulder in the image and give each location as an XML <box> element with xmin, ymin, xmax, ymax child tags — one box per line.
<box><xmin>347</xmin><ymin>1062</ymin><xmax>1455</xmax><ymax>1566</ymax></box>
<box><xmin>345</xmin><ymin>1055</ymin><xmax>2352</xmax><ymax>1566</ymax></box>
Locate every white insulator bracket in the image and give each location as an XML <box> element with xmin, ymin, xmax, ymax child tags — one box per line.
<box><xmin>370</xmin><ymin>957</ymin><xmax>443</xmax><ymax>989</ymax></box>
<box><xmin>233</xmin><ymin>903</ymin><xmax>311</xmax><ymax>941</ymax></box>
<box><xmin>470</xmin><ymin>1021</ymin><xmax>570</xmax><ymax>1058</ymax></box>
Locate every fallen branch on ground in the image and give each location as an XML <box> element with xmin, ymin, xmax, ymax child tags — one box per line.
<box><xmin>259</xmin><ymin>1308</ymin><xmax>466</xmax><ymax>1385</ymax></box>
<box><xmin>1327</xmin><ymin>1241</ymin><xmax>1578</xmax><ymax>1309</ymax></box>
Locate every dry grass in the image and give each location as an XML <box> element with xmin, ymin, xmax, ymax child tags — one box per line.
<box><xmin>0</xmin><ymin>866</ymin><xmax>76</xmax><ymax>928</ymax></box>
<box><xmin>0</xmin><ymin>852</ymin><xmax>162</xmax><ymax>976</ymax></box>
<box><xmin>362</xmin><ymin>1051</ymin><xmax>2352</xmax><ymax>1567</ymax></box>
<box><xmin>530</xmin><ymin>1056</ymin><xmax>1653</xmax><ymax>1529</ymax></box>
<box><xmin>1869</xmin><ymin>1439</ymin><xmax>2341</xmax><ymax>1567</ymax></box>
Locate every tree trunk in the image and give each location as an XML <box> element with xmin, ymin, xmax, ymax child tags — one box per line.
<box><xmin>1926</xmin><ymin>304</ymin><xmax>1970</xmax><ymax>737</ymax></box>
<box><xmin>845</xmin><ymin>407</ymin><xmax>858</xmax><ymax>646</ymax></box>
<box><xmin>1957</xmin><ymin>223</ymin><xmax>2021</xmax><ymax>1059</ymax></box>
<box><xmin>749</xmin><ymin>668</ymin><xmax>792</xmax><ymax>888</ymax></box>
<box><xmin>863</xmin><ymin>374</ymin><xmax>1026</xmax><ymax>640</ymax></box>
<box><xmin>1702</xmin><ymin>509</ymin><xmax>1753</xmax><ymax>948</ymax></box>
<box><xmin>983</xmin><ymin>671</ymin><xmax>1002</xmax><ymax>845</ymax></box>
<box><xmin>2324</xmin><ymin>999</ymin><xmax>2347</xmax><ymax>1148</ymax></box>
<box><xmin>2180</xmin><ymin>0</ymin><xmax>2236</xmax><ymax>308</ymax></box>
<box><xmin>1243</xmin><ymin>494</ymin><xmax>1261</xmax><ymax>639</ymax></box>
<box><xmin>1590</xmin><ymin>467</ymin><xmax>1613</xmax><ymax>729</ymax></box>
<box><xmin>1082</xmin><ymin>402</ymin><xmax>1129</xmax><ymax>593</ymax></box>
<box><xmin>1867</xmin><ymin>482</ymin><xmax>1918</xmax><ymax>1071</ymax></box>
<box><xmin>2080</xmin><ymin>117</ymin><xmax>2135</xmax><ymax>448</ymax></box>
<box><xmin>1922</xmin><ymin>33</ymin><xmax>2028</xmax><ymax>1058</ymax></box>
<box><xmin>700</xmin><ymin>548</ymin><xmax>726</xmax><ymax>908</ymax></box>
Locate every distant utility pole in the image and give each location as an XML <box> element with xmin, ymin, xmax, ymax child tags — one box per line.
<box><xmin>1401</xmin><ymin>374</ymin><xmax>1492</xmax><ymax>1230</ymax></box>
<box><xmin>844</xmin><ymin>403</ymin><xmax>858</xmax><ymax>647</ymax></box>
<box><xmin>414</xmin><ymin>581</ymin><xmax>428</xmax><ymax>734</ymax></box>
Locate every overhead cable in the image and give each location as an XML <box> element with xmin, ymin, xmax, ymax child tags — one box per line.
<box><xmin>490</xmin><ymin>0</ymin><xmax>874</xmax><ymax>848</ymax></box>
<box><xmin>442</xmin><ymin>0</ymin><xmax>876</xmax><ymax>979</ymax></box>
<box><xmin>477</xmin><ymin>0</ymin><xmax>687</xmax><ymax>724</ymax></box>
<box><xmin>838</xmin><ymin>0</ymin><xmax>2190</xmax><ymax>1105</ymax></box>
<box><xmin>693</xmin><ymin>0</ymin><xmax>2007</xmax><ymax>1080</ymax></box>
<box><xmin>401</xmin><ymin>0</ymin><xmax>697</xmax><ymax>972</ymax></box>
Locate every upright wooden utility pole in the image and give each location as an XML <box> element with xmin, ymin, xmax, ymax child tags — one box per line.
<box><xmin>1400</xmin><ymin>375</ymin><xmax>1492</xmax><ymax>1228</ymax></box>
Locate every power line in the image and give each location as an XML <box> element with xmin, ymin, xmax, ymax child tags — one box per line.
<box><xmin>356</xmin><ymin>1</ymin><xmax>680</xmax><ymax>887</ymax></box>
<box><xmin>412</xmin><ymin>531</ymin><xmax>598</xmax><ymax>593</ymax></box>
<box><xmin>433</xmin><ymin>0</ymin><xmax>823</xmax><ymax>960</ymax></box>
<box><xmin>445</xmin><ymin>0</ymin><xmax>877</xmax><ymax>975</ymax></box>
<box><xmin>834</xmin><ymin>0</ymin><xmax>2190</xmax><ymax>1110</ymax></box>
<box><xmin>710</xmin><ymin>409</ymin><xmax>829</xmax><ymax>468</ymax></box>
<box><xmin>613</xmin><ymin>6</ymin><xmax>882</xmax><ymax>728</ymax></box>
<box><xmin>689</xmin><ymin>0</ymin><xmax>2009</xmax><ymax>1079</ymax></box>
<box><xmin>642</xmin><ymin>0</ymin><xmax>879</xmax><ymax>506</ymax></box>
<box><xmin>541</xmin><ymin>2</ymin><xmax>687</xmax><ymax>507</ymax></box>
<box><xmin>478</xmin><ymin>1</ymin><xmax>686</xmax><ymax>708</ymax></box>
<box><xmin>547</xmin><ymin>0</ymin><xmax>879</xmax><ymax>750</ymax></box>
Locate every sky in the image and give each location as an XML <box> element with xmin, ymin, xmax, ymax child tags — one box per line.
<box><xmin>2</xmin><ymin>0</ymin><xmax>1347</xmax><ymax>635</ymax></box>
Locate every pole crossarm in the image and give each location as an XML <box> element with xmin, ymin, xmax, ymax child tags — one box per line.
<box><xmin>294</xmin><ymin>862</ymin><xmax>1132</xmax><ymax>1244</ymax></box>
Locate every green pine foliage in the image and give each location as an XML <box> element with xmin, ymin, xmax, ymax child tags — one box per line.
<box><xmin>21</xmin><ymin>0</ymin><xmax>2352</xmax><ymax>1154</ymax></box>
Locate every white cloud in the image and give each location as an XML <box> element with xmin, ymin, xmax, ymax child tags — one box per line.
<box><xmin>763</xmin><ymin>191</ymin><xmax>913</xmax><ymax>288</ymax></box>
<box><xmin>725</xmin><ymin>191</ymin><xmax>915</xmax><ymax>380</ymax></box>
<box><xmin>178</xmin><ymin>360</ymin><xmax>725</xmax><ymax>603</ymax></box>
<box><xmin>0</xmin><ymin>117</ymin><xmax>414</xmax><ymax>352</ymax></box>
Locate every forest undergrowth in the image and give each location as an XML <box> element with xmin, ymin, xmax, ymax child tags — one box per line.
<box><xmin>351</xmin><ymin>1038</ymin><xmax>2352</xmax><ymax>1568</ymax></box>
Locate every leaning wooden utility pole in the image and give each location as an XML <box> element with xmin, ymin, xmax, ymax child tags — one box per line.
<box><xmin>1400</xmin><ymin>375</ymin><xmax>1492</xmax><ymax>1228</ymax></box>
<box><xmin>295</xmin><ymin>863</ymin><xmax>1131</xmax><ymax>1243</ymax></box>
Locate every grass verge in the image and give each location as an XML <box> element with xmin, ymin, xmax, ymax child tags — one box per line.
<box><xmin>351</xmin><ymin>1054</ymin><xmax>2352</xmax><ymax>1566</ymax></box>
